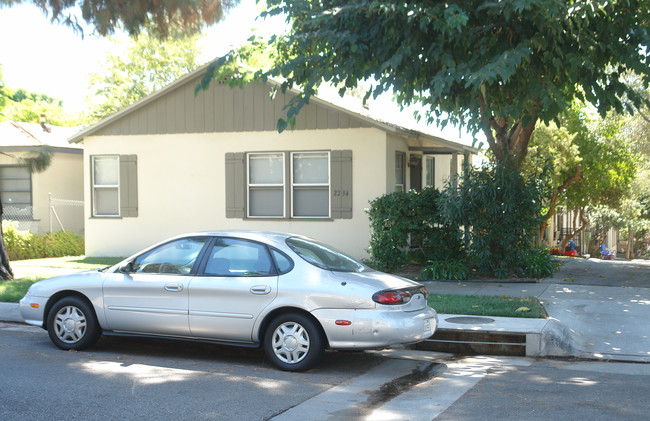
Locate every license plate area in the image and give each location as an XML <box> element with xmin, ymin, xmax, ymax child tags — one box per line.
<box><xmin>424</xmin><ymin>318</ymin><xmax>434</xmax><ymax>335</ymax></box>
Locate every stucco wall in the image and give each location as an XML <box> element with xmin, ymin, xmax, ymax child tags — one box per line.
<box><xmin>32</xmin><ymin>151</ymin><xmax>84</xmax><ymax>234</ymax></box>
<box><xmin>82</xmin><ymin>127</ymin><xmax>389</xmax><ymax>259</ymax></box>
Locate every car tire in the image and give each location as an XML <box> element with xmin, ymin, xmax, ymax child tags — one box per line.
<box><xmin>264</xmin><ymin>313</ymin><xmax>324</xmax><ymax>372</ymax></box>
<box><xmin>47</xmin><ymin>296</ymin><xmax>101</xmax><ymax>351</ymax></box>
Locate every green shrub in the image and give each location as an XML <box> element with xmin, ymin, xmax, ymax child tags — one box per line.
<box><xmin>2</xmin><ymin>221</ymin><xmax>84</xmax><ymax>260</ymax></box>
<box><xmin>438</xmin><ymin>163</ymin><xmax>547</xmax><ymax>278</ymax></box>
<box><xmin>367</xmin><ymin>188</ymin><xmax>464</xmax><ymax>271</ymax></box>
<box><xmin>421</xmin><ymin>258</ymin><xmax>469</xmax><ymax>280</ymax></box>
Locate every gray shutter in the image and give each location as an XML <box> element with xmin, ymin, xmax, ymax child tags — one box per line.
<box><xmin>225</xmin><ymin>152</ymin><xmax>246</xmax><ymax>218</ymax></box>
<box><xmin>119</xmin><ymin>155</ymin><xmax>138</xmax><ymax>217</ymax></box>
<box><xmin>330</xmin><ymin>150</ymin><xmax>353</xmax><ymax>219</ymax></box>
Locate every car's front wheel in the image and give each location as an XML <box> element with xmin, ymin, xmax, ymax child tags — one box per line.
<box><xmin>264</xmin><ymin>313</ymin><xmax>324</xmax><ymax>372</ymax></box>
<box><xmin>47</xmin><ymin>296</ymin><xmax>101</xmax><ymax>350</ymax></box>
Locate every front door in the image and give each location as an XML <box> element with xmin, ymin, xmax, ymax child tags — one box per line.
<box><xmin>188</xmin><ymin>237</ymin><xmax>278</xmax><ymax>342</ymax></box>
<box><xmin>103</xmin><ymin>237</ymin><xmax>209</xmax><ymax>336</ymax></box>
<box><xmin>410</xmin><ymin>155</ymin><xmax>422</xmax><ymax>192</ymax></box>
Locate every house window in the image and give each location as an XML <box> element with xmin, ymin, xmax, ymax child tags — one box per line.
<box><xmin>91</xmin><ymin>155</ymin><xmax>138</xmax><ymax>218</ymax></box>
<box><xmin>227</xmin><ymin>150</ymin><xmax>352</xmax><ymax>220</ymax></box>
<box><xmin>424</xmin><ymin>156</ymin><xmax>435</xmax><ymax>188</ymax></box>
<box><xmin>0</xmin><ymin>166</ymin><xmax>32</xmax><ymax>219</ymax></box>
<box><xmin>248</xmin><ymin>153</ymin><xmax>285</xmax><ymax>218</ymax></box>
<box><xmin>292</xmin><ymin>152</ymin><xmax>330</xmax><ymax>218</ymax></box>
<box><xmin>247</xmin><ymin>151</ymin><xmax>330</xmax><ymax>218</ymax></box>
<box><xmin>92</xmin><ymin>156</ymin><xmax>119</xmax><ymax>216</ymax></box>
<box><xmin>395</xmin><ymin>152</ymin><xmax>405</xmax><ymax>192</ymax></box>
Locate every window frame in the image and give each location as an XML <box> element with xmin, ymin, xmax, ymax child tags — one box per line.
<box><xmin>0</xmin><ymin>165</ymin><xmax>33</xmax><ymax>219</ymax></box>
<box><xmin>290</xmin><ymin>151</ymin><xmax>331</xmax><ymax>219</ymax></box>
<box><xmin>247</xmin><ymin>152</ymin><xmax>286</xmax><ymax>219</ymax></box>
<box><xmin>424</xmin><ymin>155</ymin><xmax>436</xmax><ymax>188</ymax></box>
<box><xmin>246</xmin><ymin>150</ymin><xmax>331</xmax><ymax>220</ymax></box>
<box><xmin>395</xmin><ymin>151</ymin><xmax>406</xmax><ymax>192</ymax></box>
<box><xmin>91</xmin><ymin>155</ymin><xmax>120</xmax><ymax>217</ymax></box>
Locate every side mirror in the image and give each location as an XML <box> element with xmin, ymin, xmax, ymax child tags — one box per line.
<box><xmin>118</xmin><ymin>262</ymin><xmax>134</xmax><ymax>274</ymax></box>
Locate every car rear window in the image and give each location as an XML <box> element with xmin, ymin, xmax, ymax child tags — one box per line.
<box><xmin>286</xmin><ymin>237</ymin><xmax>369</xmax><ymax>273</ymax></box>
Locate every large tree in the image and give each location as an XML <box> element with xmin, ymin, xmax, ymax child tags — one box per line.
<box><xmin>219</xmin><ymin>0</ymin><xmax>650</xmax><ymax>170</ymax></box>
<box><xmin>0</xmin><ymin>0</ymin><xmax>238</xmax><ymax>36</ymax></box>
<box><xmin>85</xmin><ymin>24</ymin><xmax>202</xmax><ymax>122</ymax></box>
<box><xmin>524</xmin><ymin>104</ymin><xmax>638</xmax><ymax>250</ymax></box>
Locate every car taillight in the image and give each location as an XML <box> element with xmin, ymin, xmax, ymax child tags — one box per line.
<box><xmin>372</xmin><ymin>289</ymin><xmax>412</xmax><ymax>305</ymax></box>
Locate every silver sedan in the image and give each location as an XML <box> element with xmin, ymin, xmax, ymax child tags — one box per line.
<box><xmin>20</xmin><ymin>231</ymin><xmax>437</xmax><ymax>371</ymax></box>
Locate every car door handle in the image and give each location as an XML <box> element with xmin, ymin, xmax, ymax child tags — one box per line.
<box><xmin>250</xmin><ymin>285</ymin><xmax>271</xmax><ymax>295</ymax></box>
<box><xmin>164</xmin><ymin>283</ymin><xmax>184</xmax><ymax>292</ymax></box>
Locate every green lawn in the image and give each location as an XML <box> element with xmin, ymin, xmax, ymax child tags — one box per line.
<box><xmin>11</xmin><ymin>256</ymin><xmax>124</xmax><ymax>270</ymax></box>
<box><xmin>1</xmin><ymin>256</ymin><xmax>124</xmax><ymax>303</ymax></box>
<box><xmin>428</xmin><ymin>293</ymin><xmax>547</xmax><ymax>318</ymax></box>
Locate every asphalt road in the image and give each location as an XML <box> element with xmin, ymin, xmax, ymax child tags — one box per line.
<box><xmin>4</xmin><ymin>322</ymin><xmax>649</xmax><ymax>421</ymax></box>
<box><xmin>0</xmin><ymin>323</ymin><xmax>384</xmax><ymax>421</ymax></box>
<box><xmin>543</xmin><ymin>257</ymin><xmax>650</xmax><ymax>287</ymax></box>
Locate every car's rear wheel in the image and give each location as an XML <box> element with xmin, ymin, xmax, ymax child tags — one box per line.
<box><xmin>47</xmin><ymin>296</ymin><xmax>101</xmax><ymax>350</ymax></box>
<box><xmin>264</xmin><ymin>313</ymin><xmax>324</xmax><ymax>372</ymax></box>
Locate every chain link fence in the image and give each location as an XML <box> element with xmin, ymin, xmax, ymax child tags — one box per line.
<box><xmin>2</xmin><ymin>194</ymin><xmax>84</xmax><ymax>234</ymax></box>
<box><xmin>48</xmin><ymin>195</ymin><xmax>84</xmax><ymax>233</ymax></box>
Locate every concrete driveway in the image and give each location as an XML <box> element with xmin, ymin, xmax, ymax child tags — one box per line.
<box><xmin>539</xmin><ymin>258</ymin><xmax>650</xmax><ymax>361</ymax></box>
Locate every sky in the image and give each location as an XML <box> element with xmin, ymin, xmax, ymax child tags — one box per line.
<box><xmin>0</xmin><ymin>1</ymin><xmax>478</xmax><ymax>147</ymax></box>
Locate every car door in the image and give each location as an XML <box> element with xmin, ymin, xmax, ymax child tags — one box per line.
<box><xmin>188</xmin><ymin>237</ymin><xmax>278</xmax><ymax>342</ymax></box>
<box><xmin>103</xmin><ymin>237</ymin><xmax>209</xmax><ymax>336</ymax></box>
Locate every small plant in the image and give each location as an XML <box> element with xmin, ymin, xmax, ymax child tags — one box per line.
<box><xmin>3</xmin><ymin>221</ymin><xmax>84</xmax><ymax>260</ymax></box>
<box><xmin>421</xmin><ymin>259</ymin><xmax>469</xmax><ymax>280</ymax></box>
<box><xmin>520</xmin><ymin>247</ymin><xmax>557</xmax><ymax>279</ymax></box>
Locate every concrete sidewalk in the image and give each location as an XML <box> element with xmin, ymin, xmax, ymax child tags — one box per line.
<box><xmin>424</xmin><ymin>257</ymin><xmax>650</xmax><ymax>362</ymax></box>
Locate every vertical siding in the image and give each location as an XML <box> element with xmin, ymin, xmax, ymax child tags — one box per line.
<box><xmin>94</xmin><ymin>72</ymin><xmax>372</xmax><ymax>136</ymax></box>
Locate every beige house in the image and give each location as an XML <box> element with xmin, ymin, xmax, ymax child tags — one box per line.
<box><xmin>0</xmin><ymin>121</ymin><xmax>84</xmax><ymax>235</ymax></box>
<box><xmin>70</xmin><ymin>65</ymin><xmax>476</xmax><ymax>259</ymax></box>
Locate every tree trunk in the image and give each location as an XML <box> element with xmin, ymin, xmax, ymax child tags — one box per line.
<box><xmin>537</xmin><ymin>167</ymin><xmax>583</xmax><ymax>246</ymax></box>
<box><xmin>0</xmin><ymin>201</ymin><xmax>14</xmax><ymax>280</ymax></box>
<box><xmin>627</xmin><ymin>224</ymin><xmax>634</xmax><ymax>259</ymax></box>
<box><xmin>479</xmin><ymin>94</ymin><xmax>539</xmax><ymax>170</ymax></box>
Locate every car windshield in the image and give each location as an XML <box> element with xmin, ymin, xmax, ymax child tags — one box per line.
<box><xmin>286</xmin><ymin>237</ymin><xmax>369</xmax><ymax>273</ymax></box>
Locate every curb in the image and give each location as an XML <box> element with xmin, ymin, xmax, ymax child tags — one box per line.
<box><xmin>0</xmin><ymin>302</ymin><xmax>23</xmax><ymax>323</ymax></box>
<box><xmin>417</xmin><ymin>314</ymin><xmax>574</xmax><ymax>358</ymax></box>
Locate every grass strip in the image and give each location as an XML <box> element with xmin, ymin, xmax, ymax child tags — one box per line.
<box><xmin>11</xmin><ymin>256</ymin><xmax>124</xmax><ymax>270</ymax></box>
<box><xmin>428</xmin><ymin>293</ymin><xmax>547</xmax><ymax>319</ymax></box>
<box><xmin>0</xmin><ymin>277</ymin><xmax>46</xmax><ymax>303</ymax></box>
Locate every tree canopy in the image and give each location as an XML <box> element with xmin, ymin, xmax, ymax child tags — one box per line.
<box><xmin>0</xmin><ymin>0</ymin><xmax>238</xmax><ymax>36</ymax></box>
<box><xmin>0</xmin><ymin>68</ymin><xmax>78</xmax><ymax>126</ymax></box>
<box><xmin>84</xmin><ymin>24</ymin><xmax>202</xmax><ymax>122</ymax></box>
<box><xmin>524</xmin><ymin>103</ymin><xmax>638</xmax><ymax>250</ymax></box>
<box><xmin>229</xmin><ymin>0</ymin><xmax>650</xmax><ymax>169</ymax></box>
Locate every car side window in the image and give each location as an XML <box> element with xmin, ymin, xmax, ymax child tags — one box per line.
<box><xmin>131</xmin><ymin>237</ymin><xmax>208</xmax><ymax>275</ymax></box>
<box><xmin>204</xmin><ymin>238</ymin><xmax>274</xmax><ymax>276</ymax></box>
<box><xmin>271</xmin><ymin>248</ymin><xmax>293</xmax><ymax>275</ymax></box>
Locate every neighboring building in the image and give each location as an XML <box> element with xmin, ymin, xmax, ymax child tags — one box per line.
<box><xmin>70</xmin><ymin>65</ymin><xmax>476</xmax><ymax>259</ymax></box>
<box><xmin>0</xmin><ymin>121</ymin><xmax>84</xmax><ymax>234</ymax></box>
<box><xmin>546</xmin><ymin>208</ymin><xmax>619</xmax><ymax>257</ymax></box>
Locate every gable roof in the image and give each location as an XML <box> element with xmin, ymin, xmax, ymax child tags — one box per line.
<box><xmin>0</xmin><ymin>121</ymin><xmax>82</xmax><ymax>152</ymax></box>
<box><xmin>69</xmin><ymin>63</ymin><xmax>477</xmax><ymax>155</ymax></box>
